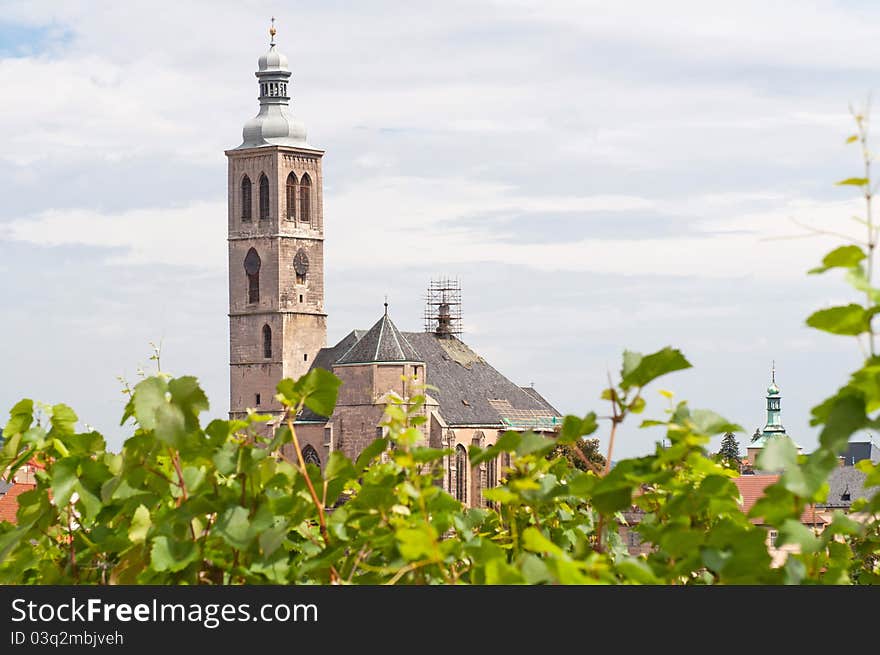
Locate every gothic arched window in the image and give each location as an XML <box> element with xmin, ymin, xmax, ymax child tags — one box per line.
<box><xmin>486</xmin><ymin>455</ymin><xmax>497</xmax><ymax>490</ymax></box>
<box><xmin>302</xmin><ymin>444</ymin><xmax>321</xmax><ymax>468</ymax></box>
<box><xmin>241</xmin><ymin>175</ymin><xmax>252</xmax><ymax>222</ymax></box>
<box><xmin>262</xmin><ymin>324</ymin><xmax>272</xmax><ymax>359</ymax></box>
<box><xmin>244</xmin><ymin>248</ymin><xmax>261</xmax><ymax>304</ymax></box>
<box><xmin>258</xmin><ymin>174</ymin><xmax>270</xmax><ymax>221</ymax></box>
<box><xmin>455</xmin><ymin>444</ymin><xmax>467</xmax><ymax>503</ymax></box>
<box><xmin>299</xmin><ymin>173</ymin><xmax>311</xmax><ymax>223</ymax></box>
<box><xmin>286</xmin><ymin>172</ymin><xmax>298</xmax><ymax>221</ymax></box>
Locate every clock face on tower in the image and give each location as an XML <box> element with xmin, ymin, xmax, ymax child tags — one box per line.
<box><xmin>293</xmin><ymin>249</ymin><xmax>309</xmax><ymax>276</ymax></box>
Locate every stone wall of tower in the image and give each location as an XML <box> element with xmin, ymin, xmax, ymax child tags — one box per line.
<box><xmin>227</xmin><ymin>145</ymin><xmax>327</xmax><ymax>420</ymax></box>
<box><xmin>327</xmin><ymin>363</ymin><xmax>430</xmax><ymax>462</ymax></box>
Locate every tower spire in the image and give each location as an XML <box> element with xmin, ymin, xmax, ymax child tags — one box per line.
<box><xmin>236</xmin><ymin>21</ymin><xmax>311</xmax><ymax>149</ymax></box>
<box><xmin>771</xmin><ymin>359</ymin><xmax>775</xmax><ymax>384</ymax></box>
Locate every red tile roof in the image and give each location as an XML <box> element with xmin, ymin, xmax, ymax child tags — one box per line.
<box><xmin>734</xmin><ymin>474</ymin><xmax>827</xmax><ymax>526</ymax></box>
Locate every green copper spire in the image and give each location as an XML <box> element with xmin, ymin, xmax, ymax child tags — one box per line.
<box><xmin>763</xmin><ymin>362</ymin><xmax>785</xmax><ymax>434</ymax></box>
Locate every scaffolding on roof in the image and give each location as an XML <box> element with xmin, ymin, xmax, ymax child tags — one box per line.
<box><xmin>424</xmin><ymin>277</ymin><xmax>463</xmax><ymax>338</ymax></box>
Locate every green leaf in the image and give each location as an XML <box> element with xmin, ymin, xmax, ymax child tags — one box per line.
<box><xmin>818</xmin><ymin>393</ymin><xmax>867</xmax><ymax>453</ymax></box>
<box><xmin>690</xmin><ymin>409</ymin><xmax>742</xmax><ymax>436</ymax></box>
<box><xmin>324</xmin><ymin>451</ymin><xmax>355</xmax><ymax>482</ymax></box>
<box><xmin>214</xmin><ymin>506</ymin><xmax>253</xmax><ymax>550</ymax></box>
<box><xmin>514</xmin><ymin>432</ymin><xmax>555</xmax><ymax>457</ymax></box>
<box><xmin>614</xmin><ymin>559</ymin><xmax>660</xmax><ymax>584</ymax></box>
<box><xmin>621</xmin><ymin>350</ymin><xmax>642</xmax><ymax>379</ymax></box>
<box><xmin>128</xmin><ymin>505</ymin><xmax>151</xmax><ymax>543</ymax></box>
<box><xmin>154</xmin><ymin>403</ymin><xmax>186</xmax><ymax>448</ymax></box>
<box><xmin>808</xmin><ymin>245</ymin><xmax>865</xmax><ymax>274</ymax></box>
<box><xmin>591</xmin><ymin>483</ymin><xmax>633</xmax><ymax>515</ymax></box>
<box><xmin>835</xmin><ymin>177</ymin><xmax>869</xmax><ymax>186</ymax></box>
<box><xmin>558</xmin><ymin>413</ymin><xmax>599</xmax><ymax>444</ymax></box>
<box><xmin>50</xmin><ymin>459</ymin><xmax>79</xmax><ymax>507</ymax></box>
<box><xmin>75</xmin><ymin>482</ymin><xmax>102</xmax><ymax>520</ymax></box>
<box><xmin>131</xmin><ymin>377</ymin><xmax>167</xmax><ymax>431</ymax></box>
<box><xmin>806</xmin><ymin>304</ymin><xmax>870</xmax><ymax>336</ymax></box>
<box><xmin>355</xmin><ymin>438</ymin><xmax>388</xmax><ymax>470</ymax></box>
<box><xmin>150</xmin><ymin>536</ymin><xmax>197</xmax><ymax>572</ymax></box>
<box><xmin>522</xmin><ymin>527</ymin><xmax>564</xmax><ymax>557</ymax></box>
<box><xmin>756</xmin><ymin>437</ymin><xmax>798</xmax><ymax>472</ymax></box>
<box><xmin>277</xmin><ymin>368</ymin><xmax>341</xmax><ymax>418</ymax></box>
<box><xmin>259</xmin><ymin>525</ymin><xmax>288</xmax><ymax>558</ymax></box>
<box><xmin>3</xmin><ymin>399</ymin><xmax>33</xmax><ymax>438</ymax></box>
<box><xmin>397</xmin><ymin>525</ymin><xmax>437</xmax><ymax>561</ymax></box>
<box><xmin>181</xmin><ymin>466</ymin><xmax>206</xmax><ymax>494</ymax></box>
<box><xmin>167</xmin><ymin>376</ymin><xmax>209</xmax><ymax>430</ymax></box>
<box><xmin>484</xmin><ymin>558</ymin><xmax>526</xmax><ymax>584</ymax></box>
<box><xmin>628</xmin><ymin>396</ymin><xmax>646</xmax><ymax>414</ymax></box>
<box><xmin>48</xmin><ymin>404</ymin><xmax>78</xmax><ymax>439</ymax></box>
<box><xmin>776</xmin><ymin>518</ymin><xmax>821</xmax><ymax>553</ymax></box>
<box><xmin>620</xmin><ymin>347</ymin><xmax>692</xmax><ymax>390</ymax></box>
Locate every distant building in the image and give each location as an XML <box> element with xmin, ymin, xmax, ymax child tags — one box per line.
<box><xmin>746</xmin><ymin>366</ymin><xmax>801</xmax><ymax>468</ymax></box>
<box><xmin>0</xmin><ymin>464</ymin><xmax>37</xmax><ymax>524</ymax></box>
<box><xmin>818</xmin><ymin>439</ymin><xmax>880</xmax><ymax>511</ymax></box>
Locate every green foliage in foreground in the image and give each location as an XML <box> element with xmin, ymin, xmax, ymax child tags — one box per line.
<box><xmin>2</xmin><ymin>117</ymin><xmax>880</xmax><ymax>584</ymax></box>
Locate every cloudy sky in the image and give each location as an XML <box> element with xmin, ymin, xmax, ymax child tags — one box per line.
<box><xmin>0</xmin><ymin>0</ymin><xmax>876</xmax><ymax>457</ymax></box>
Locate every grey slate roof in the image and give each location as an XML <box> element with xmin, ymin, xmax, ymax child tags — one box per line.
<box><xmin>403</xmin><ymin>332</ymin><xmax>561</xmax><ymax>426</ymax></box>
<box><xmin>335</xmin><ymin>312</ymin><xmax>421</xmax><ymax>365</ymax></box>
<box><xmin>0</xmin><ymin>480</ymin><xmax>11</xmax><ymax>496</ymax></box>
<box><xmin>521</xmin><ymin>386</ymin><xmax>558</xmax><ymax>414</ymax></box>
<box><xmin>818</xmin><ymin>466</ymin><xmax>879</xmax><ymax>509</ymax></box>
<box><xmin>298</xmin><ymin>328</ymin><xmax>561</xmax><ymax>427</ymax></box>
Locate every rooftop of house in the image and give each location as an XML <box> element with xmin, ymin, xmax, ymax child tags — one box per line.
<box><xmin>818</xmin><ymin>466</ymin><xmax>879</xmax><ymax>509</ymax></box>
<box><xmin>734</xmin><ymin>474</ymin><xmax>827</xmax><ymax>526</ymax></box>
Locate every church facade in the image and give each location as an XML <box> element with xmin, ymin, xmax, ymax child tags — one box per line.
<box><xmin>227</xmin><ymin>28</ymin><xmax>561</xmax><ymax>507</ymax></box>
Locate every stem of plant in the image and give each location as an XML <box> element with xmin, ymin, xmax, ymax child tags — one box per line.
<box><xmin>284</xmin><ymin>412</ymin><xmax>341</xmax><ymax>583</ymax></box>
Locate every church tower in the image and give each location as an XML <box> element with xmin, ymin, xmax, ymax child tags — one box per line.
<box><xmin>747</xmin><ymin>363</ymin><xmax>801</xmax><ymax>466</ymax></box>
<box><xmin>227</xmin><ymin>20</ymin><xmax>327</xmax><ymax>422</ymax></box>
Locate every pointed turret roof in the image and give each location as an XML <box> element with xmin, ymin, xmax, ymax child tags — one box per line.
<box><xmin>335</xmin><ymin>306</ymin><xmax>422</xmax><ymax>365</ymax></box>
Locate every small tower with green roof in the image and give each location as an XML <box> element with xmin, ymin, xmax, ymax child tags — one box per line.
<box><xmin>747</xmin><ymin>363</ymin><xmax>801</xmax><ymax>467</ymax></box>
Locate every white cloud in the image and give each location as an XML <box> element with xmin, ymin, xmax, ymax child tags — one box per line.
<box><xmin>1</xmin><ymin>202</ymin><xmax>226</xmax><ymax>269</ymax></box>
<box><xmin>327</xmin><ymin>175</ymin><xmax>854</xmax><ymax>279</ymax></box>
<box><xmin>2</xmin><ymin>174</ymin><xmax>858</xmax><ymax>286</ymax></box>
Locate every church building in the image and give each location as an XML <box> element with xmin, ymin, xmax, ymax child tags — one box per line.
<box><xmin>226</xmin><ymin>25</ymin><xmax>561</xmax><ymax>507</ymax></box>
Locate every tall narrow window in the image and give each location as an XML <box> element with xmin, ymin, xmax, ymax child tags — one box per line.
<box><xmin>262</xmin><ymin>324</ymin><xmax>272</xmax><ymax>359</ymax></box>
<box><xmin>259</xmin><ymin>173</ymin><xmax>270</xmax><ymax>220</ymax></box>
<box><xmin>244</xmin><ymin>248</ymin><xmax>261</xmax><ymax>304</ymax></box>
<box><xmin>299</xmin><ymin>173</ymin><xmax>311</xmax><ymax>223</ymax></box>
<box><xmin>455</xmin><ymin>445</ymin><xmax>467</xmax><ymax>503</ymax></box>
<box><xmin>241</xmin><ymin>175</ymin><xmax>252</xmax><ymax>222</ymax></box>
<box><xmin>286</xmin><ymin>172</ymin><xmax>298</xmax><ymax>220</ymax></box>
<box><xmin>485</xmin><ymin>455</ymin><xmax>498</xmax><ymax>509</ymax></box>
<box><xmin>486</xmin><ymin>455</ymin><xmax>497</xmax><ymax>490</ymax></box>
<box><xmin>302</xmin><ymin>444</ymin><xmax>321</xmax><ymax>467</ymax></box>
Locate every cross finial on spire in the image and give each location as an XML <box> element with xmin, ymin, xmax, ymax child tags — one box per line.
<box><xmin>384</xmin><ymin>295</ymin><xmax>389</xmax><ymax>315</ymax></box>
<box><xmin>269</xmin><ymin>17</ymin><xmax>277</xmax><ymax>45</ymax></box>
<box><xmin>772</xmin><ymin>359</ymin><xmax>776</xmax><ymax>383</ymax></box>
